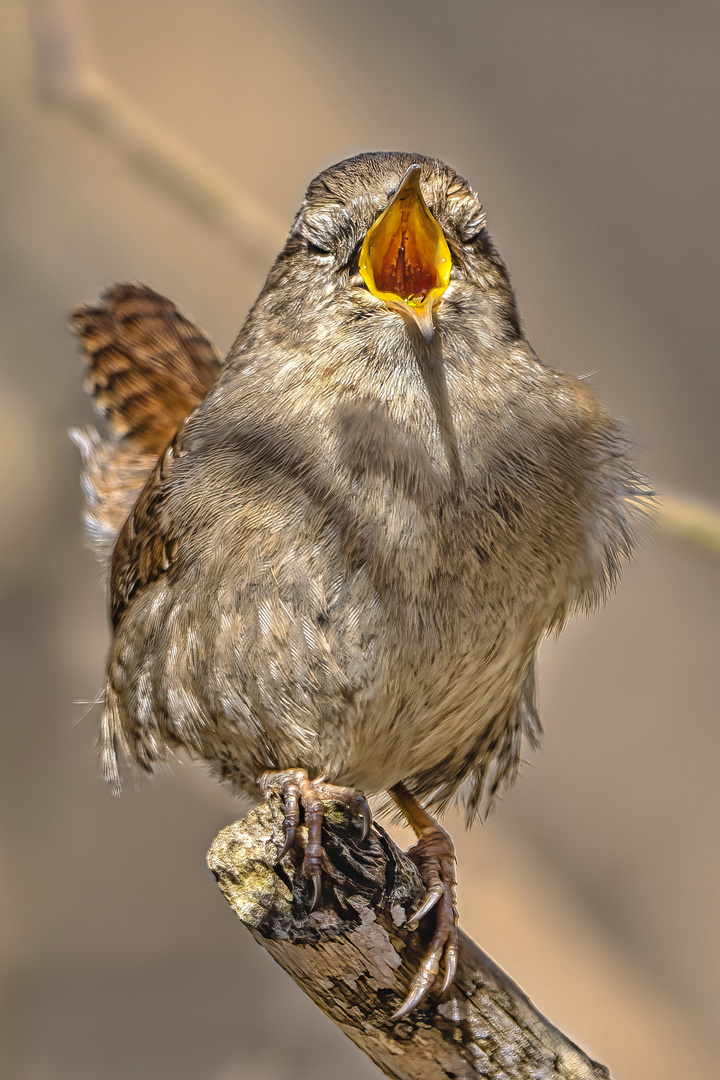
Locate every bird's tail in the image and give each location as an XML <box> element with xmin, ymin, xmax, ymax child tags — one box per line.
<box><xmin>70</xmin><ymin>283</ymin><xmax>222</xmax><ymax>566</ymax></box>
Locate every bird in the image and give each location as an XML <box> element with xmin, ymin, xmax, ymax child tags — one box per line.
<box><xmin>71</xmin><ymin>151</ymin><xmax>647</xmax><ymax>1020</ymax></box>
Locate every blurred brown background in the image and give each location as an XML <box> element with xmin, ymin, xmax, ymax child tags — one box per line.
<box><xmin>1</xmin><ymin>1</ymin><xmax>719</xmax><ymax>1077</ymax></box>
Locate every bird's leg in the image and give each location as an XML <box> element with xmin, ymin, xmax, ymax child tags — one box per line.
<box><xmin>389</xmin><ymin>781</ymin><xmax>460</xmax><ymax>1020</ymax></box>
<box><xmin>259</xmin><ymin>769</ymin><xmax>372</xmax><ymax>908</ymax></box>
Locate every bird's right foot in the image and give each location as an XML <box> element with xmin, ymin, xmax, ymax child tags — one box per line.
<box><xmin>259</xmin><ymin>768</ymin><xmax>372</xmax><ymax>908</ymax></box>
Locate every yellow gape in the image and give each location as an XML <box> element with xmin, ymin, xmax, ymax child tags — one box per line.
<box><xmin>359</xmin><ymin>164</ymin><xmax>452</xmax><ymax>341</ymax></box>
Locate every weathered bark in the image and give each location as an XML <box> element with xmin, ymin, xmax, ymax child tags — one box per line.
<box><xmin>207</xmin><ymin>799</ymin><xmax>612</xmax><ymax>1080</ymax></box>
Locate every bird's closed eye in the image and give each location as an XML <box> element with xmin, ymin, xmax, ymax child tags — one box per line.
<box><xmin>305</xmin><ymin>238</ymin><xmax>333</xmax><ymax>257</ymax></box>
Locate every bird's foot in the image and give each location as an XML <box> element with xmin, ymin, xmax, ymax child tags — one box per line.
<box><xmin>259</xmin><ymin>768</ymin><xmax>372</xmax><ymax>908</ymax></box>
<box><xmin>389</xmin><ymin>783</ymin><xmax>459</xmax><ymax>1021</ymax></box>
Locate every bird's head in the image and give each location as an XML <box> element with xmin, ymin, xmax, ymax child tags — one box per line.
<box><xmin>257</xmin><ymin>152</ymin><xmax>519</xmax><ymax>354</ymax></box>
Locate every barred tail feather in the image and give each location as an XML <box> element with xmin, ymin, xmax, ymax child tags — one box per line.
<box><xmin>70</xmin><ymin>283</ymin><xmax>222</xmax><ymax>566</ymax></box>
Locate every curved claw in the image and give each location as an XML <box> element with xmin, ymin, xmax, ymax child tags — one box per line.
<box><xmin>359</xmin><ymin>799</ymin><xmax>372</xmax><ymax>841</ymax></box>
<box><xmin>391</xmin><ymin>947</ymin><xmax>443</xmax><ymax>1021</ymax></box>
<box><xmin>316</xmin><ymin>782</ymin><xmax>372</xmax><ymax>842</ymax></box>
<box><xmin>278</xmin><ymin>824</ymin><xmax>295</xmax><ymax>862</ymax></box>
<box><xmin>407</xmin><ymin>884</ymin><xmax>443</xmax><ymax>929</ymax></box>
<box><xmin>309</xmin><ymin>872</ymin><xmax>322</xmax><ymax>911</ymax></box>
<box><xmin>440</xmin><ymin>940</ymin><xmax>458</xmax><ymax>995</ymax></box>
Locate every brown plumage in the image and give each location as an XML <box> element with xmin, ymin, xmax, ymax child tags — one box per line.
<box><xmin>71</xmin><ymin>283</ymin><xmax>221</xmax><ymax>561</ymax></box>
<box><xmin>72</xmin><ymin>153</ymin><xmax>648</xmax><ymax>1017</ymax></box>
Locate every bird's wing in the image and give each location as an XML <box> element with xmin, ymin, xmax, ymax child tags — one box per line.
<box><xmin>108</xmin><ymin>445</ymin><xmax>179</xmax><ymax>627</ymax></box>
<box><xmin>70</xmin><ymin>283</ymin><xmax>222</xmax><ymax>564</ymax></box>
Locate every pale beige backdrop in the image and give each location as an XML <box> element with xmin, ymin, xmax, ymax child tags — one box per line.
<box><xmin>1</xmin><ymin>1</ymin><xmax>718</xmax><ymax>1078</ymax></box>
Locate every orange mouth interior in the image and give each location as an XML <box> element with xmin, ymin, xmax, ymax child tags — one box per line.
<box><xmin>359</xmin><ymin>165</ymin><xmax>451</xmax><ymax>332</ymax></box>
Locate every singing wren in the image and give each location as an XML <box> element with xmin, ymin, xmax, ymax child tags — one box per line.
<box><xmin>72</xmin><ymin>152</ymin><xmax>647</xmax><ymax>1018</ymax></box>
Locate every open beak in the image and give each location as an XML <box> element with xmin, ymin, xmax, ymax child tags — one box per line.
<box><xmin>359</xmin><ymin>164</ymin><xmax>452</xmax><ymax>342</ymax></box>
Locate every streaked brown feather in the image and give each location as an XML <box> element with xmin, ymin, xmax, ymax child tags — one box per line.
<box><xmin>72</xmin><ymin>283</ymin><xmax>221</xmax><ymax>453</ymax></box>
<box><xmin>110</xmin><ymin>444</ymin><xmax>178</xmax><ymax>627</ymax></box>
<box><xmin>70</xmin><ymin>284</ymin><xmax>221</xmax><ymax>564</ymax></box>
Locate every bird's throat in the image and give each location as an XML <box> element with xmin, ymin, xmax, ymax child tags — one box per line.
<box><xmin>415</xmin><ymin>333</ymin><xmax>463</xmax><ymax>487</ymax></box>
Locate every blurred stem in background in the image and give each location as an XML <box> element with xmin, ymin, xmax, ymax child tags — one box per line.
<box><xmin>29</xmin><ymin>0</ymin><xmax>284</xmax><ymax>258</ymax></box>
<box><xmin>28</xmin><ymin>0</ymin><xmax>720</xmax><ymax>559</ymax></box>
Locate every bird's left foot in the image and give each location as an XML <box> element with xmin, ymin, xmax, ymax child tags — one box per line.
<box><xmin>389</xmin><ymin>782</ymin><xmax>460</xmax><ymax>1020</ymax></box>
<box><xmin>259</xmin><ymin>768</ymin><xmax>372</xmax><ymax>908</ymax></box>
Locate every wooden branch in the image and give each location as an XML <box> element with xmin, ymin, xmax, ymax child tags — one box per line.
<box><xmin>207</xmin><ymin>799</ymin><xmax>612</xmax><ymax>1080</ymax></box>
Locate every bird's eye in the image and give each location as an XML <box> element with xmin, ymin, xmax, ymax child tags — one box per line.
<box><xmin>306</xmin><ymin>238</ymin><xmax>333</xmax><ymax>257</ymax></box>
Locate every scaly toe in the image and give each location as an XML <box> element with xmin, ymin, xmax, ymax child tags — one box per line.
<box><xmin>259</xmin><ymin>769</ymin><xmax>304</xmax><ymax>862</ymax></box>
<box><xmin>259</xmin><ymin>770</ymin><xmax>372</xmax><ymax>911</ymax></box>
